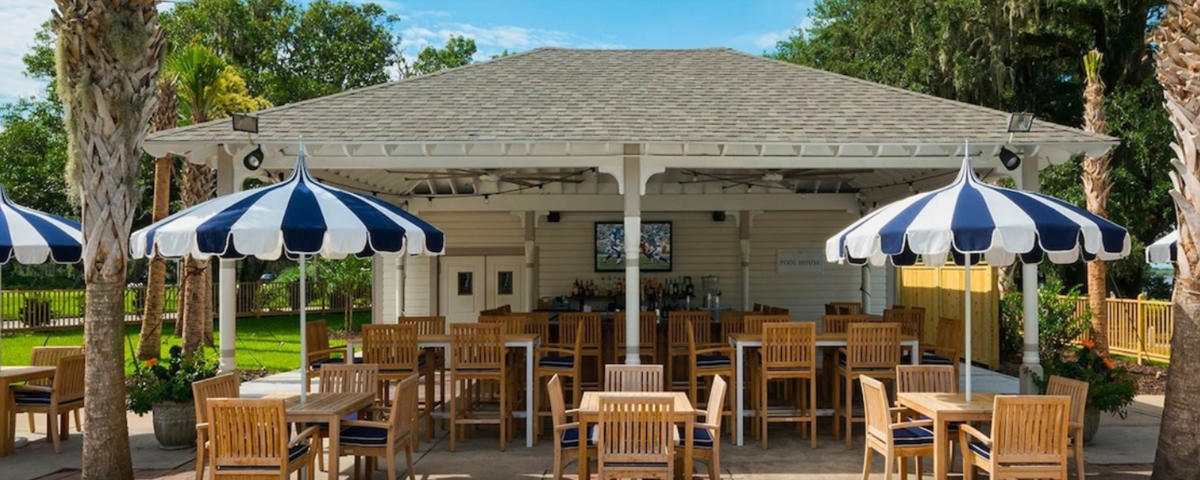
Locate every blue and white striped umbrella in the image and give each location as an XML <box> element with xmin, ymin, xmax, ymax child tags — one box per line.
<box><xmin>130</xmin><ymin>149</ymin><xmax>445</xmax><ymax>260</ymax></box>
<box><xmin>826</xmin><ymin>152</ymin><xmax>1131</xmax><ymax>399</ymax></box>
<box><xmin>0</xmin><ymin>184</ymin><xmax>83</xmax><ymax>265</ymax></box>
<box><xmin>1146</xmin><ymin>230</ymin><xmax>1177</xmax><ymax>264</ymax></box>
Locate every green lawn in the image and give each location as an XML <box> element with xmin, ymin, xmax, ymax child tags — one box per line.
<box><xmin>0</xmin><ymin>312</ymin><xmax>371</xmax><ymax>374</ymax></box>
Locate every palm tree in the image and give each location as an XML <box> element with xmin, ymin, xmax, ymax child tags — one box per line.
<box><xmin>52</xmin><ymin>0</ymin><xmax>163</xmax><ymax>477</ymax></box>
<box><xmin>1081</xmin><ymin>49</ymin><xmax>1113</xmax><ymax>355</ymax></box>
<box><xmin>136</xmin><ymin>80</ymin><xmax>177</xmax><ymax>362</ymax></box>
<box><xmin>1152</xmin><ymin>1</ymin><xmax>1200</xmax><ymax>478</ymax></box>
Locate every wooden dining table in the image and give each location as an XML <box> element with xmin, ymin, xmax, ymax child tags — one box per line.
<box><xmin>576</xmin><ymin>391</ymin><xmax>700</xmax><ymax>480</ymax></box>
<box><xmin>270</xmin><ymin>391</ymin><xmax>376</xmax><ymax>479</ymax></box>
<box><xmin>727</xmin><ymin>331</ymin><xmax>920</xmax><ymax>446</ymax></box>
<box><xmin>896</xmin><ymin>392</ymin><xmax>997</xmax><ymax>480</ymax></box>
<box><xmin>0</xmin><ymin>366</ymin><xmax>56</xmax><ymax>456</ymax></box>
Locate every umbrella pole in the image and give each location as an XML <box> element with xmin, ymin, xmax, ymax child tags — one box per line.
<box><xmin>300</xmin><ymin>256</ymin><xmax>307</xmax><ymax>403</ymax></box>
<box><xmin>964</xmin><ymin>259</ymin><xmax>972</xmax><ymax>402</ymax></box>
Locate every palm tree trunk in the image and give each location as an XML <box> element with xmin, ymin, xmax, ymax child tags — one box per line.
<box><xmin>137</xmin><ymin>81</ymin><xmax>176</xmax><ymax>361</ymax></box>
<box><xmin>1152</xmin><ymin>1</ymin><xmax>1200</xmax><ymax>477</ymax></box>
<box><xmin>178</xmin><ymin>160</ymin><xmax>214</xmax><ymax>355</ymax></box>
<box><xmin>52</xmin><ymin>1</ymin><xmax>163</xmax><ymax>478</ymax></box>
<box><xmin>1082</xmin><ymin>49</ymin><xmax>1112</xmax><ymax>355</ymax></box>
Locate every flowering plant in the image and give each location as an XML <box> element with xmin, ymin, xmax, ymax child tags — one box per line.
<box><xmin>1036</xmin><ymin>339</ymin><xmax>1137</xmax><ymax>417</ymax></box>
<box><xmin>126</xmin><ymin>345</ymin><xmax>218</xmax><ymax>415</ymax></box>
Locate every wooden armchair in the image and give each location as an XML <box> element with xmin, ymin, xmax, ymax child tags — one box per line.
<box><xmin>535</xmin><ymin>324</ymin><xmax>584</xmax><ymax>441</ymax></box>
<box><xmin>1047</xmin><ymin>375</ymin><xmax>1089</xmax><ymax>480</ymax></box>
<box><xmin>834</xmin><ymin>322</ymin><xmax>901</xmax><ymax>448</ymax></box>
<box><xmin>604</xmin><ymin>364</ymin><xmax>664</xmax><ymax>392</ymax></box>
<box><xmin>860</xmin><ymin>375</ymin><xmax>936</xmax><ymax>479</ymax></box>
<box><xmin>337</xmin><ymin>374</ymin><xmax>419</xmax><ymax>480</ymax></box>
<box><xmin>10</xmin><ymin>353</ymin><xmax>84</xmax><ymax>453</ymax></box>
<box><xmin>596</xmin><ymin>395</ymin><xmax>675</xmax><ymax>480</ymax></box>
<box><xmin>312</xmin><ymin>363</ymin><xmax>380</xmax><ymax>471</ymax></box>
<box><xmin>911</xmin><ymin>317</ymin><xmax>964</xmax><ymax>372</ymax></box>
<box><xmin>960</xmin><ymin>395</ymin><xmax>1071</xmax><ymax>480</ymax></box>
<box><xmin>559</xmin><ymin>312</ymin><xmax>603</xmax><ymax>388</ymax></box>
<box><xmin>448</xmin><ymin>323</ymin><xmax>513</xmax><ymax>452</ymax></box>
<box><xmin>303</xmin><ymin>320</ymin><xmax>346</xmax><ymax>392</ymax></box>
<box><xmin>613</xmin><ymin>312</ymin><xmax>658</xmax><ymax>364</ymax></box>
<box><xmin>687</xmin><ymin>322</ymin><xmax>734</xmax><ymax>441</ymax></box>
<box><xmin>25</xmin><ymin>346</ymin><xmax>82</xmax><ymax>434</ymax></box>
<box><xmin>192</xmin><ymin>373</ymin><xmax>240</xmax><ymax>480</ymax></box>
<box><xmin>668</xmin><ymin>311</ymin><xmax>711</xmax><ymax>390</ymax></box>
<box><xmin>689</xmin><ymin>375</ymin><xmax>727</xmax><ymax>479</ymax></box>
<box><xmin>548</xmin><ymin>374</ymin><xmax>594</xmax><ymax>480</ymax></box>
<box><xmin>896</xmin><ymin>364</ymin><xmax>959</xmax><ymax>469</ymax></box>
<box><xmin>754</xmin><ymin>322</ymin><xmax>817</xmax><ymax>449</ymax></box>
<box><xmin>206</xmin><ymin>398</ymin><xmax>316</xmax><ymax>479</ymax></box>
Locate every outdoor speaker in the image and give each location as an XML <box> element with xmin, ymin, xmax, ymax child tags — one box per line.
<box><xmin>712</xmin><ymin>211</ymin><xmax>726</xmax><ymax>222</ymax></box>
<box><xmin>548</xmin><ymin>211</ymin><xmax>561</xmax><ymax>223</ymax></box>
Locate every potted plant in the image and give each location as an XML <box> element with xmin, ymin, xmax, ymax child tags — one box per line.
<box><xmin>126</xmin><ymin>345</ymin><xmax>218</xmax><ymax>449</ymax></box>
<box><xmin>1037</xmin><ymin>339</ymin><xmax>1138</xmax><ymax>443</ymax></box>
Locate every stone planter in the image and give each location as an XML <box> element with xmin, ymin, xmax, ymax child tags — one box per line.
<box><xmin>151</xmin><ymin>401</ymin><xmax>196</xmax><ymax>450</ymax></box>
<box><xmin>1082</xmin><ymin>405</ymin><xmax>1101</xmax><ymax>444</ymax></box>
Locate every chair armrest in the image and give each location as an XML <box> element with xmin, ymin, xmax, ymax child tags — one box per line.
<box><xmin>695</xmin><ymin>422</ymin><xmax>719</xmax><ymax>433</ymax></box>
<box><xmin>196</xmin><ymin>422</ymin><xmax>208</xmax><ymax>433</ymax></box>
<box><xmin>693</xmin><ymin>346</ymin><xmax>734</xmax><ymax>356</ymax></box>
<box><xmin>553</xmin><ymin>421</ymin><xmax>580</xmax><ymax>434</ymax></box>
<box><xmin>565</xmin><ymin>408</ymin><xmax>579</xmax><ymax>416</ymax></box>
<box><xmin>341</xmin><ymin>419</ymin><xmax>390</xmax><ymax>430</ymax></box>
<box><xmin>290</xmin><ymin>426</ymin><xmax>318</xmax><ymax>447</ymax></box>
<box><xmin>890</xmin><ymin>419</ymin><xmax>932</xmax><ymax>430</ymax></box>
<box><xmin>307</xmin><ymin>347</ymin><xmax>344</xmax><ymax>358</ymax></box>
<box><xmin>537</xmin><ymin>346</ymin><xmax>579</xmax><ymax>357</ymax></box>
<box><xmin>11</xmin><ymin>385</ymin><xmax>53</xmax><ymax>393</ymax></box>
<box><xmin>959</xmin><ymin>424</ymin><xmax>991</xmax><ymax>445</ymax></box>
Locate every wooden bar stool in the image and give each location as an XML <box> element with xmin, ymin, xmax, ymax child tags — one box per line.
<box><xmin>559</xmin><ymin>312</ymin><xmax>603</xmax><ymax>389</ymax></box>
<box><xmin>448</xmin><ymin>323</ymin><xmax>514</xmax><ymax>452</ymax></box>
<box><xmin>667</xmin><ymin>311</ymin><xmax>710</xmax><ymax>391</ymax></box>
<box><xmin>613</xmin><ymin>312</ymin><xmax>657</xmax><ymax>364</ymax></box>
<box><xmin>398</xmin><ymin>315</ymin><xmax>446</xmax><ymax>439</ymax></box>
<box><xmin>834</xmin><ymin>322</ymin><xmax>901</xmax><ymax>448</ymax></box>
<box><xmin>687</xmin><ymin>322</ymin><xmax>735</xmax><ymax>441</ymax></box>
<box><xmin>754</xmin><ymin>322</ymin><xmax>817</xmax><ymax>449</ymax></box>
<box><xmin>304</xmin><ymin>319</ymin><xmax>347</xmax><ymax>392</ymax></box>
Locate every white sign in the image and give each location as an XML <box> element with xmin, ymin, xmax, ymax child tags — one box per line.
<box><xmin>777</xmin><ymin>249</ymin><xmax>823</xmax><ymax>274</ymax></box>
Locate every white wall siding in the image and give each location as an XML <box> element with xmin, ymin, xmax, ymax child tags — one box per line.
<box><xmin>418</xmin><ymin>211</ymin><xmax>525</xmax><ymax>248</ymax></box>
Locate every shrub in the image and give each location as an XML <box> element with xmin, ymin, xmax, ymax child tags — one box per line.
<box><xmin>126</xmin><ymin>345</ymin><xmax>217</xmax><ymax>415</ymax></box>
<box><xmin>998</xmin><ymin>275</ymin><xmax>1091</xmax><ymax>366</ymax></box>
<box><xmin>1036</xmin><ymin>341</ymin><xmax>1138</xmax><ymax>416</ymax></box>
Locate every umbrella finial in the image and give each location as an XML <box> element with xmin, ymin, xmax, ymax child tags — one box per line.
<box><xmin>291</xmin><ymin>138</ymin><xmax>310</xmax><ymax>182</ymax></box>
<box><xmin>956</xmin><ymin>139</ymin><xmax>979</xmax><ymax>183</ymax></box>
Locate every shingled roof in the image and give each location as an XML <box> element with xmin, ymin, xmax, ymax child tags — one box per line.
<box><xmin>148</xmin><ymin>47</ymin><xmax>1114</xmax><ymax>146</ymax></box>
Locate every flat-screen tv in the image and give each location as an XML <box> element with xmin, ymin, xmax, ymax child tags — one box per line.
<box><xmin>594</xmin><ymin>221</ymin><xmax>672</xmax><ymax>272</ymax></box>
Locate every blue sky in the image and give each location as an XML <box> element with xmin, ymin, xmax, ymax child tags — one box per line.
<box><xmin>0</xmin><ymin>1</ymin><xmax>815</xmax><ymax>104</ymax></box>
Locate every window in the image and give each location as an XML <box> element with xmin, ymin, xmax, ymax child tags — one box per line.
<box><xmin>497</xmin><ymin>271</ymin><xmax>514</xmax><ymax>295</ymax></box>
<box><xmin>457</xmin><ymin>272</ymin><xmax>473</xmax><ymax>295</ymax></box>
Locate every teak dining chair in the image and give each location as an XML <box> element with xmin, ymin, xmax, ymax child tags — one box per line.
<box><xmin>603</xmin><ymin>364</ymin><xmax>664</xmax><ymax>392</ymax></box>
<box><xmin>834</xmin><ymin>322</ymin><xmax>902</xmax><ymax>448</ymax></box>
<box><xmin>559</xmin><ymin>312</ymin><xmax>603</xmax><ymax>387</ymax></box>
<box><xmin>205</xmin><ymin>398</ymin><xmax>316</xmax><ymax>480</ymax></box>
<box><xmin>613</xmin><ymin>312</ymin><xmax>658</xmax><ymax>364</ymax></box>
<box><xmin>596</xmin><ymin>395</ymin><xmax>676</xmax><ymax>480</ymax></box>
<box><xmin>303</xmin><ymin>320</ymin><xmax>347</xmax><ymax>392</ymax></box>
<box><xmin>691</xmin><ymin>375</ymin><xmax>727</xmax><ymax>480</ymax></box>
<box><xmin>668</xmin><ymin>311</ymin><xmax>711</xmax><ymax>390</ymax></box>
<box><xmin>448</xmin><ymin>322</ymin><xmax>513</xmax><ymax>452</ymax></box>
<box><xmin>312</xmin><ymin>363</ymin><xmax>381</xmax><ymax>471</ymax></box>
<box><xmin>754</xmin><ymin>322</ymin><xmax>817</xmax><ymax>449</ymax></box>
<box><xmin>337</xmin><ymin>374</ymin><xmax>419</xmax><ymax>480</ymax></box>
<box><xmin>10</xmin><ymin>353</ymin><xmax>84</xmax><ymax>453</ymax></box>
<box><xmin>548</xmin><ymin>374</ymin><xmax>595</xmax><ymax>480</ymax></box>
<box><xmin>192</xmin><ymin>373</ymin><xmax>240</xmax><ymax>480</ymax></box>
<box><xmin>860</xmin><ymin>375</ymin><xmax>936</xmax><ymax>480</ymax></box>
<box><xmin>1047</xmin><ymin>375</ymin><xmax>1089</xmax><ymax>480</ymax></box>
<box><xmin>687</xmin><ymin>322</ymin><xmax>734</xmax><ymax>441</ymax></box>
<box><xmin>535</xmin><ymin>324</ymin><xmax>584</xmax><ymax>441</ymax></box>
<box><xmin>25</xmin><ymin>346</ymin><xmax>82</xmax><ymax>434</ymax></box>
<box><xmin>960</xmin><ymin>395</ymin><xmax>1071</xmax><ymax>480</ymax></box>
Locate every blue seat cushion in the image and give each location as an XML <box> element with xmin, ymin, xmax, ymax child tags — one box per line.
<box><xmin>216</xmin><ymin>444</ymin><xmax>309</xmax><ymax>470</ymax></box>
<box><xmin>309</xmin><ymin>357</ymin><xmax>345</xmax><ymax>370</ymax></box>
<box><xmin>559</xmin><ymin>425</ymin><xmax>595</xmax><ymax>448</ymax></box>
<box><xmin>539</xmin><ymin>355</ymin><xmax>574</xmax><ymax>368</ymax></box>
<box><xmin>968</xmin><ymin>441</ymin><xmax>991</xmax><ymax>459</ymax></box>
<box><xmin>339</xmin><ymin>425</ymin><xmax>389</xmax><ymax>446</ymax></box>
<box><xmin>12</xmin><ymin>390</ymin><xmax>52</xmax><ymax>405</ymax></box>
<box><xmin>696</xmin><ymin>354</ymin><xmax>731</xmax><ymax>367</ymax></box>
<box><xmin>901</xmin><ymin>352</ymin><xmax>956</xmax><ymax>365</ymax></box>
<box><xmin>688</xmin><ymin>427</ymin><xmax>714</xmax><ymax>448</ymax></box>
<box><xmin>892</xmin><ymin>426</ymin><xmax>935</xmax><ymax>446</ymax></box>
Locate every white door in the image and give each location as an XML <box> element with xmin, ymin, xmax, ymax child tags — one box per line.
<box><xmin>486</xmin><ymin>256</ymin><xmax>525</xmax><ymax>312</ymax></box>
<box><xmin>440</xmin><ymin>256</ymin><xmax>485</xmax><ymax>324</ymax></box>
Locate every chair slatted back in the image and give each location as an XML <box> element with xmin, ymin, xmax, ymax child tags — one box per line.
<box><xmin>548</xmin><ymin>375</ymin><xmax>569</xmax><ymax>430</ymax></box>
<box><xmin>398</xmin><ymin>316</ymin><xmax>445</xmax><ymax>335</ymax></box>
<box><xmin>846</xmin><ymin>323</ymin><xmax>901</xmax><ymax>370</ymax></box>
<box><xmin>884</xmin><ymin>307</ymin><xmax>926</xmax><ymax>339</ymax></box>
<box><xmin>604</xmin><ymin>365</ymin><xmax>664</xmax><ymax>392</ymax></box>
<box><xmin>207</xmin><ymin>398</ymin><xmax>290</xmax><ymax>470</ymax></box>
<box><xmin>822</xmin><ymin>314</ymin><xmax>871</xmax><ymax>334</ymax></box>
<box><xmin>827</xmin><ymin>302</ymin><xmax>863</xmax><ymax>315</ymax></box>
<box><xmin>669</xmin><ymin>311</ymin><xmax>711</xmax><ymax>348</ymax></box>
<box><xmin>362</xmin><ymin>324</ymin><xmax>420</xmax><ymax>371</ymax></box>
<box><xmin>192</xmin><ymin>373</ymin><xmax>240</xmax><ymax>424</ymax></box>
<box><xmin>526</xmin><ymin>312</ymin><xmax>552</xmax><ymax>342</ymax></box>
<box><xmin>597</xmin><ymin>396</ymin><xmax>675</xmax><ymax>466</ymax></box>
<box><xmin>306</xmin><ymin>320</ymin><xmax>332</xmax><ymax>356</ymax></box>
<box><xmin>612</xmin><ymin>312</ymin><xmax>656</xmax><ymax>349</ymax></box>
<box><xmin>743</xmin><ymin>313</ymin><xmax>790</xmax><ymax>335</ymax></box>
<box><xmin>30</xmin><ymin>346</ymin><xmax>82</xmax><ymax>387</ymax></box>
<box><xmin>1046</xmin><ymin>376</ymin><xmax>1089</xmax><ymax>429</ymax></box>
<box><xmin>450</xmin><ymin>323</ymin><xmax>505</xmax><ymax>371</ymax></box>
<box><xmin>719</xmin><ymin>311</ymin><xmax>746</xmax><ymax>343</ymax></box>
<box><xmin>859</xmin><ymin>375</ymin><xmax>893</xmax><ymax>443</ymax></box>
<box><xmin>762</xmin><ymin>322</ymin><xmax>816</xmax><ymax>371</ymax></box>
<box><xmin>704</xmin><ymin>375</ymin><xmax>728</xmax><ymax>429</ymax></box>
<box><xmin>52</xmin><ymin>354</ymin><xmax>85</xmax><ymax>402</ymax></box>
<box><xmin>990</xmin><ymin>395</ymin><xmax>1071</xmax><ymax>465</ymax></box>
<box><xmin>317</xmin><ymin>363</ymin><xmax>380</xmax><ymax>396</ymax></box>
<box><xmin>559</xmin><ymin>312</ymin><xmax>602</xmax><ymax>349</ymax></box>
<box><xmin>935</xmin><ymin>317</ymin><xmax>964</xmax><ymax>355</ymax></box>
<box><xmin>895</xmin><ymin>365</ymin><xmax>957</xmax><ymax>393</ymax></box>
<box><xmin>388</xmin><ymin>374</ymin><xmax>420</xmax><ymax>440</ymax></box>
<box><xmin>480</xmin><ymin>313</ymin><xmax>532</xmax><ymax>335</ymax></box>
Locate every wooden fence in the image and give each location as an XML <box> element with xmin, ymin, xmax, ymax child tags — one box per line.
<box><xmin>0</xmin><ymin>281</ymin><xmax>371</xmax><ymax>332</ymax></box>
<box><xmin>1069</xmin><ymin>294</ymin><xmax>1173</xmax><ymax>364</ymax></box>
<box><xmin>898</xmin><ymin>265</ymin><xmax>1000</xmax><ymax>368</ymax></box>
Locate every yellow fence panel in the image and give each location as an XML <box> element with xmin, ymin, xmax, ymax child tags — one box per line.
<box><xmin>1072</xmin><ymin>294</ymin><xmax>1173</xmax><ymax>364</ymax></box>
<box><xmin>899</xmin><ymin>265</ymin><xmax>999</xmax><ymax>368</ymax></box>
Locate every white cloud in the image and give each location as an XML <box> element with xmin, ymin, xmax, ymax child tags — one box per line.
<box><xmin>400</xmin><ymin>20</ymin><xmax>623</xmax><ymax>63</ymax></box>
<box><xmin>0</xmin><ymin>0</ymin><xmax>54</xmax><ymax>102</ymax></box>
<box><xmin>751</xmin><ymin>29</ymin><xmax>792</xmax><ymax>49</ymax></box>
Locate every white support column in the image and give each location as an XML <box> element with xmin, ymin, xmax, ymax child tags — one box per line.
<box><xmin>396</xmin><ymin>254</ymin><xmax>406</xmax><ymax>317</ymax></box>
<box><xmin>739</xmin><ymin>211</ymin><xmax>751</xmax><ymax>310</ymax></box>
<box><xmin>524</xmin><ymin>211</ymin><xmax>537</xmax><ymax>312</ymax></box>
<box><xmin>216</xmin><ymin>148</ymin><xmax>238</xmax><ymax>373</ymax></box>
<box><xmin>623</xmin><ymin>146</ymin><xmax>642</xmax><ymax>364</ymax></box>
<box><xmin>1018</xmin><ymin>159</ymin><xmax>1042</xmax><ymax>393</ymax></box>
<box><xmin>372</xmin><ymin>255</ymin><xmax>398</xmax><ymax>324</ymax></box>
